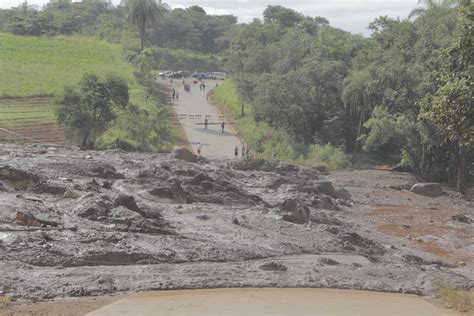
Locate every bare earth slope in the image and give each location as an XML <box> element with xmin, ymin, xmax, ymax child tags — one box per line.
<box><xmin>0</xmin><ymin>144</ymin><xmax>472</xmax><ymax>305</ymax></box>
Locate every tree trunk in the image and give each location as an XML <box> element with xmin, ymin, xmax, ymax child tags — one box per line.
<box><xmin>241</xmin><ymin>102</ymin><xmax>244</xmax><ymax>117</ymax></box>
<box><xmin>457</xmin><ymin>146</ymin><xmax>466</xmax><ymax>193</ymax></box>
<box><xmin>351</xmin><ymin>113</ymin><xmax>364</xmax><ymax>161</ymax></box>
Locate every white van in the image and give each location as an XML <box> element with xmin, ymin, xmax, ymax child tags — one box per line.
<box><xmin>211</xmin><ymin>72</ymin><xmax>227</xmax><ymax>80</ymax></box>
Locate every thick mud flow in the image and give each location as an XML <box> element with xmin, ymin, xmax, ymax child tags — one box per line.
<box><xmin>0</xmin><ymin>144</ymin><xmax>472</xmax><ymax>303</ymax></box>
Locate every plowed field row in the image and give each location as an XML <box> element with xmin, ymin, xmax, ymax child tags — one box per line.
<box><xmin>0</xmin><ymin>97</ymin><xmax>66</xmax><ymax>144</ymax></box>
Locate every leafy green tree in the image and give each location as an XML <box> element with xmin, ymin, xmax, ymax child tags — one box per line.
<box><xmin>128</xmin><ymin>0</ymin><xmax>161</xmax><ymax>51</ymax></box>
<box><xmin>263</xmin><ymin>5</ymin><xmax>303</xmax><ymax>28</ymax></box>
<box><xmin>56</xmin><ymin>74</ymin><xmax>130</xmax><ymax>149</ymax></box>
<box><xmin>342</xmin><ymin>70</ymin><xmax>372</xmax><ymax>157</ymax></box>
<box><xmin>409</xmin><ymin>0</ymin><xmax>459</xmax><ymax>18</ymax></box>
<box><xmin>421</xmin><ymin>1</ymin><xmax>473</xmax><ymax>192</ymax></box>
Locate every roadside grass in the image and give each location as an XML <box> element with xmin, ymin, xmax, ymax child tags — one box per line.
<box><xmin>436</xmin><ymin>286</ymin><xmax>474</xmax><ymax>313</ymax></box>
<box><xmin>209</xmin><ymin>79</ymin><xmax>349</xmax><ymax>169</ymax></box>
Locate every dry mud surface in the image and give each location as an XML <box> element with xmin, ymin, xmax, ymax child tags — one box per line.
<box><xmin>0</xmin><ymin>144</ymin><xmax>472</xmax><ymax>306</ymax></box>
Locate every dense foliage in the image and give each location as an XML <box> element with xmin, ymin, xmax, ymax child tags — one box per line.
<box><xmin>215</xmin><ymin>3</ymin><xmax>473</xmax><ymax>188</ymax></box>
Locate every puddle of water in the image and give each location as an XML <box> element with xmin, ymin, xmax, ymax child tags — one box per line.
<box><xmin>87</xmin><ymin>288</ymin><xmax>458</xmax><ymax>316</ymax></box>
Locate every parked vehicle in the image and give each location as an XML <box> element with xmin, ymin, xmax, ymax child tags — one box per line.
<box><xmin>211</xmin><ymin>72</ymin><xmax>226</xmax><ymax>80</ymax></box>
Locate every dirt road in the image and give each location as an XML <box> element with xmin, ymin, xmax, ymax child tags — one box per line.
<box><xmin>87</xmin><ymin>289</ymin><xmax>458</xmax><ymax>316</ymax></box>
<box><xmin>160</xmin><ymin>78</ymin><xmax>241</xmax><ymax>158</ymax></box>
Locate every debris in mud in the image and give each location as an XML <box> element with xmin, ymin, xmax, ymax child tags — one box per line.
<box><xmin>410</xmin><ymin>183</ymin><xmax>442</xmax><ymax>197</ymax></box>
<box><xmin>260</xmin><ymin>262</ymin><xmax>288</xmax><ymax>271</ymax></box>
<box><xmin>452</xmin><ymin>214</ymin><xmax>472</xmax><ymax>224</ymax></box>
<box><xmin>171</xmin><ymin>147</ymin><xmax>197</xmax><ymax>163</ymax></box>
<box><xmin>280</xmin><ymin>198</ymin><xmax>310</xmax><ymax>224</ymax></box>
<box><xmin>16</xmin><ymin>211</ymin><xmax>58</xmax><ymax>228</ymax></box>
<box><xmin>90</xmin><ymin>164</ymin><xmax>125</xmax><ymax>179</ymax></box>
<box><xmin>0</xmin><ymin>144</ymin><xmax>472</xmax><ymax>301</ymax></box>
<box><xmin>319</xmin><ymin>257</ymin><xmax>340</xmax><ymax>265</ymax></box>
<box><xmin>149</xmin><ymin>180</ymin><xmax>190</xmax><ymax>204</ymax></box>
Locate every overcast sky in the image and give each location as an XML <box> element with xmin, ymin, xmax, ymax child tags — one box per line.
<box><xmin>0</xmin><ymin>0</ymin><xmax>418</xmax><ymax>35</ymax></box>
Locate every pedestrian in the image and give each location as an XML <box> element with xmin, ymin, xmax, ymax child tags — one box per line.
<box><xmin>246</xmin><ymin>147</ymin><xmax>251</xmax><ymax>160</ymax></box>
<box><xmin>197</xmin><ymin>142</ymin><xmax>203</xmax><ymax>156</ymax></box>
<box><xmin>241</xmin><ymin>146</ymin><xmax>245</xmax><ymax>159</ymax></box>
<box><xmin>215</xmin><ymin>82</ymin><xmax>218</xmax><ymax>88</ymax></box>
<box><xmin>176</xmin><ymin>91</ymin><xmax>180</xmax><ymax>100</ymax></box>
<box><xmin>221</xmin><ymin>122</ymin><xmax>225</xmax><ymax>133</ymax></box>
<box><xmin>234</xmin><ymin>146</ymin><xmax>239</xmax><ymax>158</ymax></box>
<box><xmin>202</xmin><ymin>83</ymin><xmax>206</xmax><ymax>92</ymax></box>
<box><xmin>172</xmin><ymin>89</ymin><xmax>175</xmax><ymax>99</ymax></box>
<box><xmin>204</xmin><ymin>118</ymin><xmax>208</xmax><ymax>129</ymax></box>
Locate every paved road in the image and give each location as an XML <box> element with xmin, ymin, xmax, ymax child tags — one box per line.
<box><xmin>87</xmin><ymin>288</ymin><xmax>458</xmax><ymax>316</ymax></box>
<box><xmin>159</xmin><ymin>78</ymin><xmax>241</xmax><ymax>158</ymax></box>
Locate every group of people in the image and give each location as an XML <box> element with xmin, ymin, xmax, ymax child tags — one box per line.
<box><xmin>171</xmin><ymin>89</ymin><xmax>180</xmax><ymax>100</ymax></box>
<box><xmin>234</xmin><ymin>145</ymin><xmax>251</xmax><ymax>160</ymax></box>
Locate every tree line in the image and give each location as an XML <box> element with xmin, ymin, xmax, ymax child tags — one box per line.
<box><xmin>0</xmin><ymin>0</ymin><xmax>472</xmax><ymax>190</ymax></box>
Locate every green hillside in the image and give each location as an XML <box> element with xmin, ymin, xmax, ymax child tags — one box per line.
<box><xmin>0</xmin><ymin>33</ymin><xmax>134</xmax><ymax>97</ymax></box>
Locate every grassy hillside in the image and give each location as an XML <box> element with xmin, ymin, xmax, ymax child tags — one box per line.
<box><xmin>0</xmin><ymin>33</ymin><xmax>134</xmax><ymax>97</ymax></box>
<box><xmin>0</xmin><ymin>33</ymin><xmax>174</xmax><ymax>147</ymax></box>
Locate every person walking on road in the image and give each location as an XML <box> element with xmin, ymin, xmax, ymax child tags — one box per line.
<box><xmin>221</xmin><ymin>122</ymin><xmax>225</xmax><ymax>134</ymax></box>
<box><xmin>176</xmin><ymin>91</ymin><xmax>180</xmax><ymax>100</ymax></box>
<box><xmin>202</xmin><ymin>83</ymin><xmax>206</xmax><ymax>92</ymax></box>
<box><xmin>246</xmin><ymin>147</ymin><xmax>251</xmax><ymax>160</ymax></box>
<box><xmin>241</xmin><ymin>146</ymin><xmax>246</xmax><ymax>159</ymax></box>
<box><xmin>171</xmin><ymin>89</ymin><xmax>175</xmax><ymax>99</ymax></box>
<box><xmin>204</xmin><ymin>118</ymin><xmax>208</xmax><ymax>130</ymax></box>
<box><xmin>197</xmin><ymin>142</ymin><xmax>203</xmax><ymax>156</ymax></box>
<box><xmin>234</xmin><ymin>146</ymin><xmax>239</xmax><ymax>158</ymax></box>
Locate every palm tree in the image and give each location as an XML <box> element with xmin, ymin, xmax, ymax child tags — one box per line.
<box><xmin>342</xmin><ymin>70</ymin><xmax>372</xmax><ymax>158</ymax></box>
<box><xmin>409</xmin><ymin>0</ymin><xmax>459</xmax><ymax>19</ymax></box>
<box><xmin>128</xmin><ymin>0</ymin><xmax>162</xmax><ymax>51</ymax></box>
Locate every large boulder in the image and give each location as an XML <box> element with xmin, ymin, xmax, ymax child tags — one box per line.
<box><xmin>149</xmin><ymin>180</ymin><xmax>190</xmax><ymax>204</ymax></box>
<box><xmin>410</xmin><ymin>183</ymin><xmax>442</xmax><ymax>197</ymax></box>
<box><xmin>279</xmin><ymin>198</ymin><xmax>310</xmax><ymax>224</ymax></box>
<box><xmin>171</xmin><ymin>147</ymin><xmax>197</xmax><ymax>163</ymax></box>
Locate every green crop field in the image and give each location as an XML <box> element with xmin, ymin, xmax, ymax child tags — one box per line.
<box><xmin>0</xmin><ymin>33</ymin><xmax>134</xmax><ymax>97</ymax></box>
<box><xmin>0</xmin><ymin>33</ymin><xmax>148</xmax><ymax>144</ymax></box>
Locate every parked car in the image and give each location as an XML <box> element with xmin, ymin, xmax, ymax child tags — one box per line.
<box><xmin>211</xmin><ymin>72</ymin><xmax>227</xmax><ymax>80</ymax></box>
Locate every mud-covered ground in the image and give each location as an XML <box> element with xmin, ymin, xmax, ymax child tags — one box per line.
<box><xmin>0</xmin><ymin>144</ymin><xmax>472</xmax><ymax>303</ymax></box>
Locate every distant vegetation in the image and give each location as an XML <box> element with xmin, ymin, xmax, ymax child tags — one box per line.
<box><xmin>210</xmin><ymin>79</ymin><xmax>349</xmax><ymax>170</ymax></box>
<box><xmin>0</xmin><ymin>0</ymin><xmax>472</xmax><ymax>189</ymax></box>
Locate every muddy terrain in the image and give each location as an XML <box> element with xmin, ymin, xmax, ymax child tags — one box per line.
<box><xmin>0</xmin><ymin>144</ymin><xmax>472</xmax><ymax>303</ymax></box>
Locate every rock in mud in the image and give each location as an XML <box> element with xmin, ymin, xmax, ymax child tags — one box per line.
<box><xmin>311</xmin><ymin>196</ymin><xmax>340</xmax><ymax>210</ymax></box>
<box><xmin>91</xmin><ymin>164</ymin><xmax>125</xmax><ymax>179</ymax></box>
<box><xmin>452</xmin><ymin>214</ymin><xmax>472</xmax><ymax>224</ymax></box>
<box><xmin>16</xmin><ymin>211</ymin><xmax>58</xmax><ymax>228</ymax></box>
<box><xmin>260</xmin><ymin>262</ymin><xmax>288</xmax><ymax>271</ymax></box>
<box><xmin>410</xmin><ymin>183</ymin><xmax>442</xmax><ymax>197</ymax></box>
<box><xmin>171</xmin><ymin>147</ymin><xmax>197</xmax><ymax>163</ymax></box>
<box><xmin>319</xmin><ymin>257</ymin><xmax>340</xmax><ymax>265</ymax></box>
<box><xmin>280</xmin><ymin>198</ymin><xmax>310</xmax><ymax>224</ymax></box>
<box><xmin>149</xmin><ymin>180</ymin><xmax>190</xmax><ymax>204</ymax></box>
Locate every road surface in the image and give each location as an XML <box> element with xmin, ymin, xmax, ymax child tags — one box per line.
<box><xmin>160</xmin><ymin>78</ymin><xmax>241</xmax><ymax>158</ymax></box>
<box><xmin>87</xmin><ymin>288</ymin><xmax>458</xmax><ymax>316</ymax></box>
